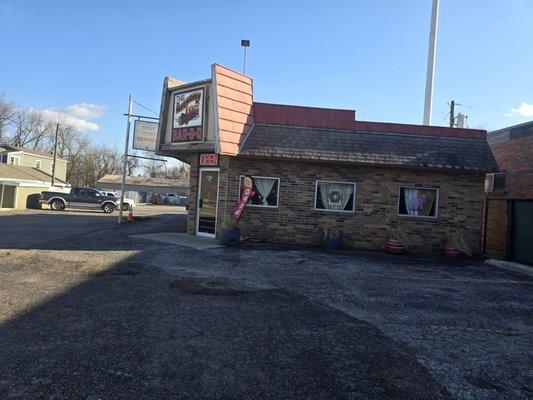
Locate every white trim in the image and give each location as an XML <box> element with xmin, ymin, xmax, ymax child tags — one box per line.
<box><xmin>238</xmin><ymin>175</ymin><xmax>280</xmax><ymax>208</ymax></box>
<box><xmin>196</xmin><ymin>167</ymin><xmax>220</xmax><ymax>238</ymax></box>
<box><xmin>35</xmin><ymin>159</ymin><xmax>42</xmax><ymax>169</ymax></box>
<box><xmin>314</xmin><ymin>180</ymin><xmax>356</xmax><ymax>213</ymax></box>
<box><xmin>396</xmin><ymin>185</ymin><xmax>439</xmax><ymax>219</ymax></box>
<box><xmin>8</xmin><ymin>155</ymin><xmax>20</xmax><ymax>165</ymax></box>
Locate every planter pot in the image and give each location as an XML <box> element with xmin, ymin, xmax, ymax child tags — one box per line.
<box><xmin>442</xmin><ymin>243</ymin><xmax>462</xmax><ymax>258</ymax></box>
<box><xmin>218</xmin><ymin>228</ymin><xmax>241</xmax><ymax>246</ymax></box>
<box><xmin>385</xmin><ymin>238</ymin><xmax>407</xmax><ymax>255</ymax></box>
<box><xmin>324</xmin><ymin>234</ymin><xmax>343</xmax><ymax>250</ymax></box>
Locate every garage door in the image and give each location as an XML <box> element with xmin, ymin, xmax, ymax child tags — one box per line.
<box><xmin>0</xmin><ymin>185</ymin><xmax>16</xmax><ymax>208</ymax></box>
<box><xmin>511</xmin><ymin>200</ymin><xmax>533</xmax><ymax>265</ymax></box>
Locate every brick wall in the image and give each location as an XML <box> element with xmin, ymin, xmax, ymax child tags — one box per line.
<box><xmin>210</xmin><ymin>156</ymin><xmax>485</xmax><ymax>253</ymax></box>
<box><xmin>186</xmin><ymin>156</ymin><xmax>199</xmax><ymax>234</ymax></box>
<box><xmin>483</xmin><ymin>199</ymin><xmax>508</xmax><ymax>258</ymax></box>
<box><xmin>489</xmin><ymin>135</ymin><xmax>533</xmax><ymax>199</ymax></box>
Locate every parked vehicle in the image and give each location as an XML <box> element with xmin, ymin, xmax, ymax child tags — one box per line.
<box><xmin>40</xmin><ymin>187</ymin><xmax>117</xmax><ymax>213</ymax></box>
<box><xmin>165</xmin><ymin>193</ymin><xmax>188</xmax><ymax>206</ymax></box>
<box><xmin>99</xmin><ymin>191</ymin><xmax>135</xmax><ymax>211</ymax></box>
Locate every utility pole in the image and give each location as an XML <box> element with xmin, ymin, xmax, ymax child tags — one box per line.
<box><xmin>118</xmin><ymin>94</ymin><xmax>132</xmax><ymax>224</ymax></box>
<box><xmin>449</xmin><ymin>100</ymin><xmax>455</xmax><ymax>128</ymax></box>
<box><xmin>51</xmin><ymin>123</ymin><xmax>59</xmax><ymax>187</ymax></box>
<box><xmin>423</xmin><ymin>0</ymin><xmax>440</xmax><ymax>125</ymax></box>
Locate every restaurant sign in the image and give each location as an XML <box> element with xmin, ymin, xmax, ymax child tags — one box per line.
<box><xmin>199</xmin><ymin>153</ymin><xmax>218</xmax><ymax>166</ymax></box>
<box><xmin>171</xmin><ymin>86</ymin><xmax>205</xmax><ymax>142</ymax></box>
<box><xmin>133</xmin><ymin>120</ymin><xmax>158</xmax><ymax>151</ymax></box>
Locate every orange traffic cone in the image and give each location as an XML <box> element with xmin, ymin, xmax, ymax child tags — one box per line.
<box><xmin>127</xmin><ymin>209</ymin><xmax>134</xmax><ymax>222</ymax></box>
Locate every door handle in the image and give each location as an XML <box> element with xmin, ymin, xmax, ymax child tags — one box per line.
<box><xmin>199</xmin><ymin>199</ymin><xmax>203</xmax><ymax>208</ymax></box>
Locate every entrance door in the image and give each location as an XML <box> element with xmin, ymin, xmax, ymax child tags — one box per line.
<box><xmin>511</xmin><ymin>200</ymin><xmax>533</xmax><ymax>265</ymax></box>
<box><xmin>196</xmin><ymin>169</ymin><xmax>219</xmax><ymax>237</ymax></box>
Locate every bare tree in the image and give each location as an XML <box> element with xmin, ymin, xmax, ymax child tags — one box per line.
<box><xmin>142</xmin><ymin>150</ymin><xmax>166</xmax><ymax>177</ymax></box>
<box><xmin>0</xmin><ymin>93</ymin><xmax>15</xmax><ymax>142</ymax></box>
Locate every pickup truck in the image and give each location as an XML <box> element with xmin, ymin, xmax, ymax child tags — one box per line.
<box><xmin>40</xmin><ymin>187</ymin><xmax>118</xmax><ymax>213</ymax></box>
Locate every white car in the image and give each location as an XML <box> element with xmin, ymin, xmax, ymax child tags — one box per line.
<box><xmin>99</xmin><ymin>191</ymin><xmax>135</xmax><ymax>211</ymax></box>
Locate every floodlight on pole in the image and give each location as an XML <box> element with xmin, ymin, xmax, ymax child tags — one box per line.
<box><xmin>241</xmin><ymin>39</ymin><xmax>250</xmax><ymax>74</ymax></box>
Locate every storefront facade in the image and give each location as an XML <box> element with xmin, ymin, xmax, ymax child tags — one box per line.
<box><xmin>156</xmin><ymin>64</ymin><xmax>497</xmax><ymax>252</ymax></box>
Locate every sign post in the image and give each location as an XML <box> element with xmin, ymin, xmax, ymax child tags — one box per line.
<box><xmin>133</xmin><ymin>120</ymin><xmax>159</xmax><ymax>151</ymax></box>
<box><xmin>118</xmin><ymin>94</ymin><xmax>132</xmax><ymax>224</ymax></box>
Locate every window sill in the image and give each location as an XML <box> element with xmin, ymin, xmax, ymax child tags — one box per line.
<box><xmin>398</xmin><ymin>214</ymin><xmax>438</xmax><ymax>220</ymax></box>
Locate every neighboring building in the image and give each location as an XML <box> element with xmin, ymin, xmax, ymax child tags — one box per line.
<box><xmin>155</xmin><ymin>64</ymin><xmax>497</xmax><ymax>253</ymax></box>
<box><xmin>0</xmin><ymin>144</ymin><xmax>68</xmax><ymax>182</ymax></box>
<box><xmin>96</xmin><ymin>174</ymin><xmax>189</xmax><ymax>204</ymax></box>
<box><xmin>483</xmin><ymin>121</ymin><xmax>533</xmax><ymax>264</ymax></box>
<box><xmin>0</xmin><ymin>163</ymin><xmax>69</xmax><ymax>210</ymax></box>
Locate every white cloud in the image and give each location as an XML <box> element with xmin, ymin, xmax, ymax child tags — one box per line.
<box><xmin>66</xmin><ymin>103</ymin><xmax>106</xmax><ymax>119</ymax></box>
<box><xmin>35</xmin><ymin>102</ymin><xmax>106</xmax><ymax>132</ymax></box>
<box><xmin>505</xmin><ymin>102</ymin><xmax>533</xmax><ymax>118</ymax></box>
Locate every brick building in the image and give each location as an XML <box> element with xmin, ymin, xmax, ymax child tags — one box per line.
<box><xmin>156</xmin><ymin>64</ymin><xmax>497</xmax><ymax>253</ymax></box>
<box><xmin>483</xmin><ymin>121</ymin><xmax>533</xmax><ymax>264</ymax></box>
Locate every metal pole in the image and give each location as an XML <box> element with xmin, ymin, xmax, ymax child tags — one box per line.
<box><xmin>423</xmin><ymin>0</ymin><xmax>440</xmax><ymax>125</ymax></box>
<box><xmin>243</xmin><ymin>46</ymin><xmax>247</xmax><ymax>74</ymax></box>
<box><xmin>118</xmin><ymin>94</ymin><xmax>132</xmax><ymax>224</ymax></box>
<box><xmin>51</xmin><ymin>123</ymin><xmax>59</xmax><ymax>187</ymax></box>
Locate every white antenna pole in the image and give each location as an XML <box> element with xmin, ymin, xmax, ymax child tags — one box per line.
<box><xmin>423</xmin><ymin>0</ymin><xmax>440</xmax><ymax>125</ymax></box>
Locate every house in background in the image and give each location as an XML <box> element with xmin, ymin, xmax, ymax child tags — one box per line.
<box><xmin>96</xmin><ymin>174</ymin><xmax>189</xmax><ymax>205</ymax></box>
<box><xmin>0</xmin><ymin>163</ymin><xmax>69</xmax><ymax>210</ymax></box>
<box><xmin>0</xmin><ymin>144</ymin><xmax>68</xmax><ymax>182</ymax></box>
<box><xmin>155</xmin><ymin>64</ymin><xmax>497</xmax><ymax>253</ymax></box>
<box><xmin>483</xmin><ymin>121</ymin><xmax>533</xmax><ymax>265</ymax></box>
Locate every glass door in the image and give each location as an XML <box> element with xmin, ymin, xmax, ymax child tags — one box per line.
<box><xmin>196</xmin><ymin>169</ymin><xmax>219</xmax><ymax>237</ymax></box>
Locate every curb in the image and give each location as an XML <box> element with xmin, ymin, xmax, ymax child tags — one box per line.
<box><xmin>485</xmin><ymin>259</ymin><xmax>533</xmax><ymax>278</ymax></box>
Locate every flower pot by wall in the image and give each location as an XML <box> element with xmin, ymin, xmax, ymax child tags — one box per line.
<box><xmin>442</xmin><ymin>243</ymin><xmax>462</xmax><ymax>258</ymax></box>
<box><xmin>385</xmin><ymin>238</ymin><xmax>407</xmax><ymax>255</ymax></box>
<box><xmin>219</xmin><ymin>228</ymin><xmax>241</xmax><ymax>246</ymax></box>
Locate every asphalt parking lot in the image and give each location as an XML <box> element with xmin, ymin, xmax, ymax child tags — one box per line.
<box><xmin>0</xmin><ymin>208</ymin><xmax>531</xmax><ymax>399</ymax></box>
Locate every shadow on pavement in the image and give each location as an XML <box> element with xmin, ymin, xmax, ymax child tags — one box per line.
<box><xmin>0</xmin><ymin>248</ymin><xmax>451</xmax><ymax>399</ymax></box>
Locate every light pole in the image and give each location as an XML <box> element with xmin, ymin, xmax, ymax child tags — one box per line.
<box><xmin>241</xmin><ymin>39</ymin><xmax>250</xmax><ymax>74</ymax></box>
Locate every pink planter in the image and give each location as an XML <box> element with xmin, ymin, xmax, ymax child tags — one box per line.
<box><xmin>442</xmin><ymin>243</ymin><xmax>462</xmax><ymax>258</ymax></box>
<box><xmin>385</xmin><ymin>239</ymin><xmax>407</xmax><ymax>255</ymax></box>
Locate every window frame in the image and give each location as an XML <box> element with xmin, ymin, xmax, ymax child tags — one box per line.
<box><xmin>9</xmin><ymin>155</ymin><xmax>20</xmax><ymax>165</ymax></box>
<box><xmin>314</xmin><ymin>180</ymin><xmax>356</xmax><ymax>213</ymax></box>
<box><xmin>396</xmin><ymin>186</ymin><xmax>439</xmax><ymax>219</ymax></box>
<box><xmin>35</xmin><ymin>159</ymin><xmax>42</xmax><ymax>169</ymax></box>
<box><xmin>238</xmin><ymin>175</ymin><xmax>280</xmax><ymax>209</ymax></box>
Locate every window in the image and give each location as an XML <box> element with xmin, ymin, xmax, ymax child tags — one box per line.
<box><xmin>315</xmin><ymin>181</ymin><xmax>355</xmax><ymax>212</ymax></box>
<box><xmin>397</xmin><ymin>186</ymin><xmax>438</xmax><ymax>218</ymax></box>
<box><xmin>35</xmin><ymin>160</ymin><xmax>42</xmax><ymax>169</ymax></box>
<box><xmin>86</xmin><ymin>189</ymin><xmax>100</xmax><ymax>197</ymax></box>
<box><xmin>9</xmin><ymin>156</ymin><xmax>20</xmax><ymax>165</ymax></box>
<box><xmin>239</xmin><ymin>176</ymin><xmax>279</xmax><ymax>207</ymax></box>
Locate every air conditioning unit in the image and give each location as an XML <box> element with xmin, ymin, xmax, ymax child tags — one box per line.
<box><xmin>484</xmin><ymin>173</ymin><xmax>506</xmax><ymax>192</ymax></box>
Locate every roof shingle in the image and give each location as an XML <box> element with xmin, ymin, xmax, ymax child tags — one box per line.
<box><xmin>239</xmin><ymin>124</ymin><xmax>498</xmax><ymax>172</ymax></box>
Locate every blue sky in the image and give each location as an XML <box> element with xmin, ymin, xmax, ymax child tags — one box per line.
<box><xmin>1</xmin><ymin>0</ymin><xmax>532</xmax><ymax>149</ymax></box>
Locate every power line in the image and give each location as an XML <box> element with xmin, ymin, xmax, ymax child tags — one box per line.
<box><xmin>131</xmin><ymin>99</ymin><xmax>159</xmax><ymax>116</ymax></box>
